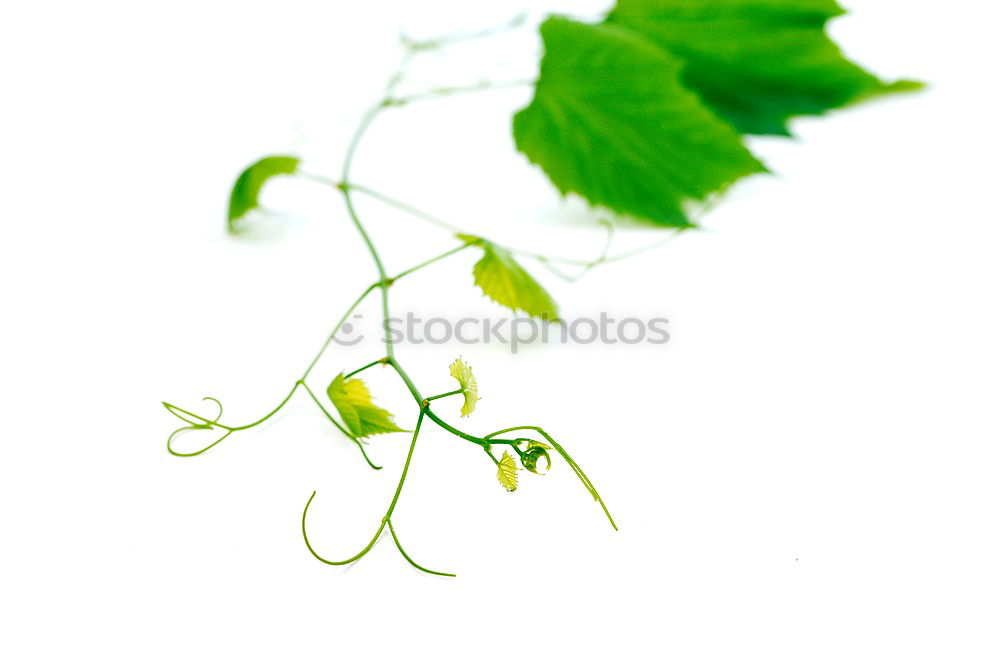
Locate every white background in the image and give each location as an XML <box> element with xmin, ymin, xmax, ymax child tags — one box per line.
<box><xmin>2</xmin><ymin>0</ymin><xmax>999</xmax><ymax>664</ymax></box>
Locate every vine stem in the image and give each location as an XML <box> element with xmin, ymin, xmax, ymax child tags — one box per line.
<box><xmin>168</xmin><ymin>29</ymin><xmax>618</xmax><ymax>576</ymax></box>
<box><xmin>303</xmin><ymin>409</ymin><xmax>455</xmax><ymax>576</ymax></box>
<box><xmin>401</xmin><ymin>11</ymin><xmax>526</xmax><ymax>52</ymax></box>
<box><xmin>387</xmin><ymin>79</ymin><xmax>534</xmax><ymax>106</ymax></box>
<box><xmin>298</xmin><ymin>58</ymin><xmax>518</xmax><ymax>573</ymax></box>
<box><xmin>345</xmin><ymin>358</ymin><xmax>388</xmax><ymax>378</ymax></box>
<box><xmin>338</xmin><ymin>105</ymin><xmax>395</xmax><ymax>358</ymax></box>
<box><xmin>344</xmin><ymin>183</ymin><xmax>460</xmax><ymax>234</ymax></box>
<box><xmin>309</xmin><ymin>177</ymin><xmax>672</xmax><ymax>273</ymax></box>
<box><xmin>343</xmin><ymin>180</ymin><xmax>683</xmax><ymax>274</ymax></box>
<box><xmin>391</xmin><ymin>243</ymin><xmax>470</xmax><ymax>282</ymax></box>
<box><xmin>301</xmin><ymin>283</ymin><xmax>377</xmax><ymax>379</ymax></box>
<box><xmin>162</xmin><ymin>240</ymin><xmax>469</xmax><ymax>465</ymax></box>
<box><xmin>485</xmin><ymin>425</ymin><xmax>617</xmax><ymax>530</ymax></box>
<box><xmin>424</xmin><ymin>388</ymin><xmax>463</xmax><ymax>402</ymax></box>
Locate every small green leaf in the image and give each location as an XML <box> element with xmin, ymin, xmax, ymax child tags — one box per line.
<box><xmin>606</xmin><ymin>0</ymin><xmax>923</xmax><ymax>136</ymax></box>
<box><xmin>326</xmin><ymin>373</ymin><xmax>404</xmax><ymax>439</ymax></box>
<box><xmin>227</xmin><ymin>155</ymin><xmax>300</xmax><ymax>231</ymax></box>
<box><xmin>513</xmin><ymin>17</ymin><xmax>764</xmax><ymax>227</ymax></box>
<box><xmin>525</xmin><ymin>439</ymin><xmax>552</xmax><ymax>450</ymax></box>
<box><xmin>448</xmin><ymin>357</ymin><xmax>479</xmax><ymax>417</ymax></box>
<box><xmin>522</xmin><ymin>445</ymin><xmax>552</xmax><ymax>474</ymax></box>
<box><xmin>459</xmin><ymin>234</ymin><xmax>558</xmax><ymax>320</ymax></box>
<box><xmin>497</xmin><ymin>451</ymin><xmax>518</xmax><ymax>492</ymax></box>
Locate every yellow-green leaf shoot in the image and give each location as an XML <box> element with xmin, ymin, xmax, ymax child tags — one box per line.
<box><xmin>448</xmin><ymin>357</ymin><xmax>479</xmax><ymax>417</ymax></box>
<box><xmin>326</xmin><ymin>373</ymin><xmax>405</xmax><ymax>439</ymax></box>
<box><xmin>497</xmin><ymin>451</ymin><xmax>518</xmax><ymax>492</ymax></box>
<box><xmin>459</xmin><ymin>235</ymin><xmax>559</xmax><ymax>320</ymax></box>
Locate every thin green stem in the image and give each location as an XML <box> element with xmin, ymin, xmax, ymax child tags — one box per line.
<box><xmin>164</xmin><ymin>278</ymin><xmax>375</xmax><ymax>458</ymax></box>
<box><xmin>601</xmin><ymin>231</ymin><xmax>685</xmax><ymax>264</ymax></box>
<box><xmin>163</xmin><ymin>402</ymin><xmax>214</xmax><ymax>427</ymax></box>
<box><xmin>390</xmin><ymin>243</ymin><xmax>470</xmax><ymax>283</ymax></box>
<box><xmin>163</xmin><ymin>382</ymin><xmax>299</xmax><ymax>458</ymax></box>
<box><xmin>483</xmin><ymin>425</ymin><xmax>543</xmax><ymax>440</ymax></box>
<box><xmin>482</xmin><ymin>448</ymin><xmax>500</xmax><ymax>465</ymax></box>
<box><xmin>384</xmin><ymin>358</ymin><xmax>510</xmax><ymax>466</ymax></box>
<box><xmin>424</xmin><ymin>388</ymin><xmax>463</xmax><ymax>402</ymax></box>
<box><xmin>388</xmin><ymin>79</ymin><xmax>534</xmax><ymax>106</ymax></box>
<box><xmin>423</xmin><ymin>409</ymin><xmax>485</xmax><ymax>446</ymax></box>
<box><xmin>297</xmin><ymin>171</ymin><xmax>338</xmax><ymax>188</ymax></box>
<box><xmin>338</xmin><ymin>102</ymin><xmax>397</xmax><ymax>358</ymax></box>
<box><xmin>535</xmin><ymin>219</ymin><xmax>615</xmax><ymax>283</ymax></box>
<box><xmin>302</xmin><ymin>410</ymin><xmax>434</xmax><ymax>571</ymax></box>
<box><xmin>301</xmin><ymin>491</ymin><xmax>387</xmax><ymax>566</ymax></box>
<box><xmin>346</xmin><ymin>183</ymin><xmax>461</xmax><ymax>234</ymax></box>
<box><xmin>482</xmin><ymin>425</ymin><xmax>617</xmax><ymax>530</ymax></box>
<box><xmin>166</xmin><ymin>425</ymin><xmax>233</xmax><ymax>458</ymax></box>
<box><xmin>163</xmin><ymin>382</ymin><xmax>299</xmax><ymax>434</ymax></box>
<box><xmin>345</xmin><ymin>181</ymin><xmax>621</xmax><ymax>269</ymax></box>
<box><xmin>331</xmin><ymin>175</ymin><xmax>678</xmax><ymax>272</ymax></box>
<box><xmin>385</xmin><ymin>410</ymin><xmax>424</xmax><ymax>517</ymax></box>
<box><xmin>228</xmin><ymin>383</ymin><xmax>301</xmax><ymax>431</ymax></box>
<box><xmin>344</xmin><ymin>358</ymin><xmax>388</xmax><ymax>378</ymax></box>
<box><xmin>401</xmin><ymin>12</ymin><xmax>525</xmax><ymax>52</ymax></box>
<box><xmin>386</xmin><ymin>518</ymin><xmax>455</xmax><ymax>577</ymax></box>
<box><xmin>301</xmin><ymin>282</ymin><xmax>378</xmax><ymax>380</ymax></box>
<box><xmin>386</xmin><ymin>356</ymin><xmax>424</xmax><ymax>403</ymax></box>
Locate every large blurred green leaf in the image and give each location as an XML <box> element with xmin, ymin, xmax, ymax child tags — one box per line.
<box><xmin>513</xmin><ymin>17</ymin><xmax>765</xmax><ymax>227</ymax></box>
<box><xmin>606</xmin><ymin>0</ymin><xmax>923</xmax><ymax>136</ymax></box>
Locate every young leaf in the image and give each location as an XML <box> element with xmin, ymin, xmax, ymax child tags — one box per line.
<box><xmin>513</xmin><ymin>17</ymin><xmax>765</xmax><ymax>227</ymax></box>
<box><xmin>459</xmin><ymin>235</ymin><xmax>559</xmax><ymax>320</ymax></box>
<box><xmin>448</xmin><ymin>357</ymin><xmax>479</xmax><ymax>417</ymax></box>
<box><xmin>228</xmin><ymin>155</ymin><xmax>300</xmax><ymax>232</ymax></box>
<box><xmin>326</xmin><ymin>373</ymin><xmax>404</xmax><ymax>439</ymax></box>
<box><xmin>497</xmin><ymin>451</ymin><xmax>518</xmax><ymax>492</ymax></box>
<box><xmin>606</xmin><ymin>0</ymin><xmax>923</xmax><ymax>136</ymax></box>
<box><xmin>522</xmin><ymin>445</ymin><xmax>552</xmax><ymax>474</ymax></box>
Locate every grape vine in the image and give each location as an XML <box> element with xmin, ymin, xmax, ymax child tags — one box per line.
<box><xmin>164</xmin><ymin>2</ymin><xmax>919</xmax><ymax>575</ymax></box>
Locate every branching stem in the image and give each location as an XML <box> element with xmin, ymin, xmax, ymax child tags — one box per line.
<box><xmin>166</xmin><ymin>23</ymin><xmax>618</xmax><ymax>575</ymax></box>
<box><xmin>303</xmin><ymin>410</ymin><xmax>455</xmax><ymax>576</ymax></box>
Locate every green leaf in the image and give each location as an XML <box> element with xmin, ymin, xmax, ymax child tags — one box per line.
<box><xmin>497</xmin><ymin>451</ymin><xmax>518</xmax><ymax>492</ymax></box>
<box><xmin>227</xmin><ymin>155</ymin><xmax>300</xmax><ymax>231</ymax></box>
<box><xmin>606</xmin><ymin>0</ymin><xmax>923</xmax><ymax>136</ymax></box>
<box><xmin>448</xmin><ymin>357</ymin><xmax>479</xmax><ymax>417</ymax></box>
<box><xmin>459</xmin><ymin>235</ymin><xmax>558</xmax><ymax>320</ymax></box>
<box><xmin>522</xmin><ymin>445</ymin><xmax>552</xmax><ymax>474</ymax></box>
<box><xmin>513</xmin><ymin>17</ymin><xmax>765</xmax><ymax>227</ymax></box>
<box><xmin>326</xmin><ymin>373</ymin><xmax>405</xmax><ymax>439</ymax></box>
<box><xmin>525</xmin><ymin>439</ymin><xmax>552</xmax><ymax>450</ymax></box>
